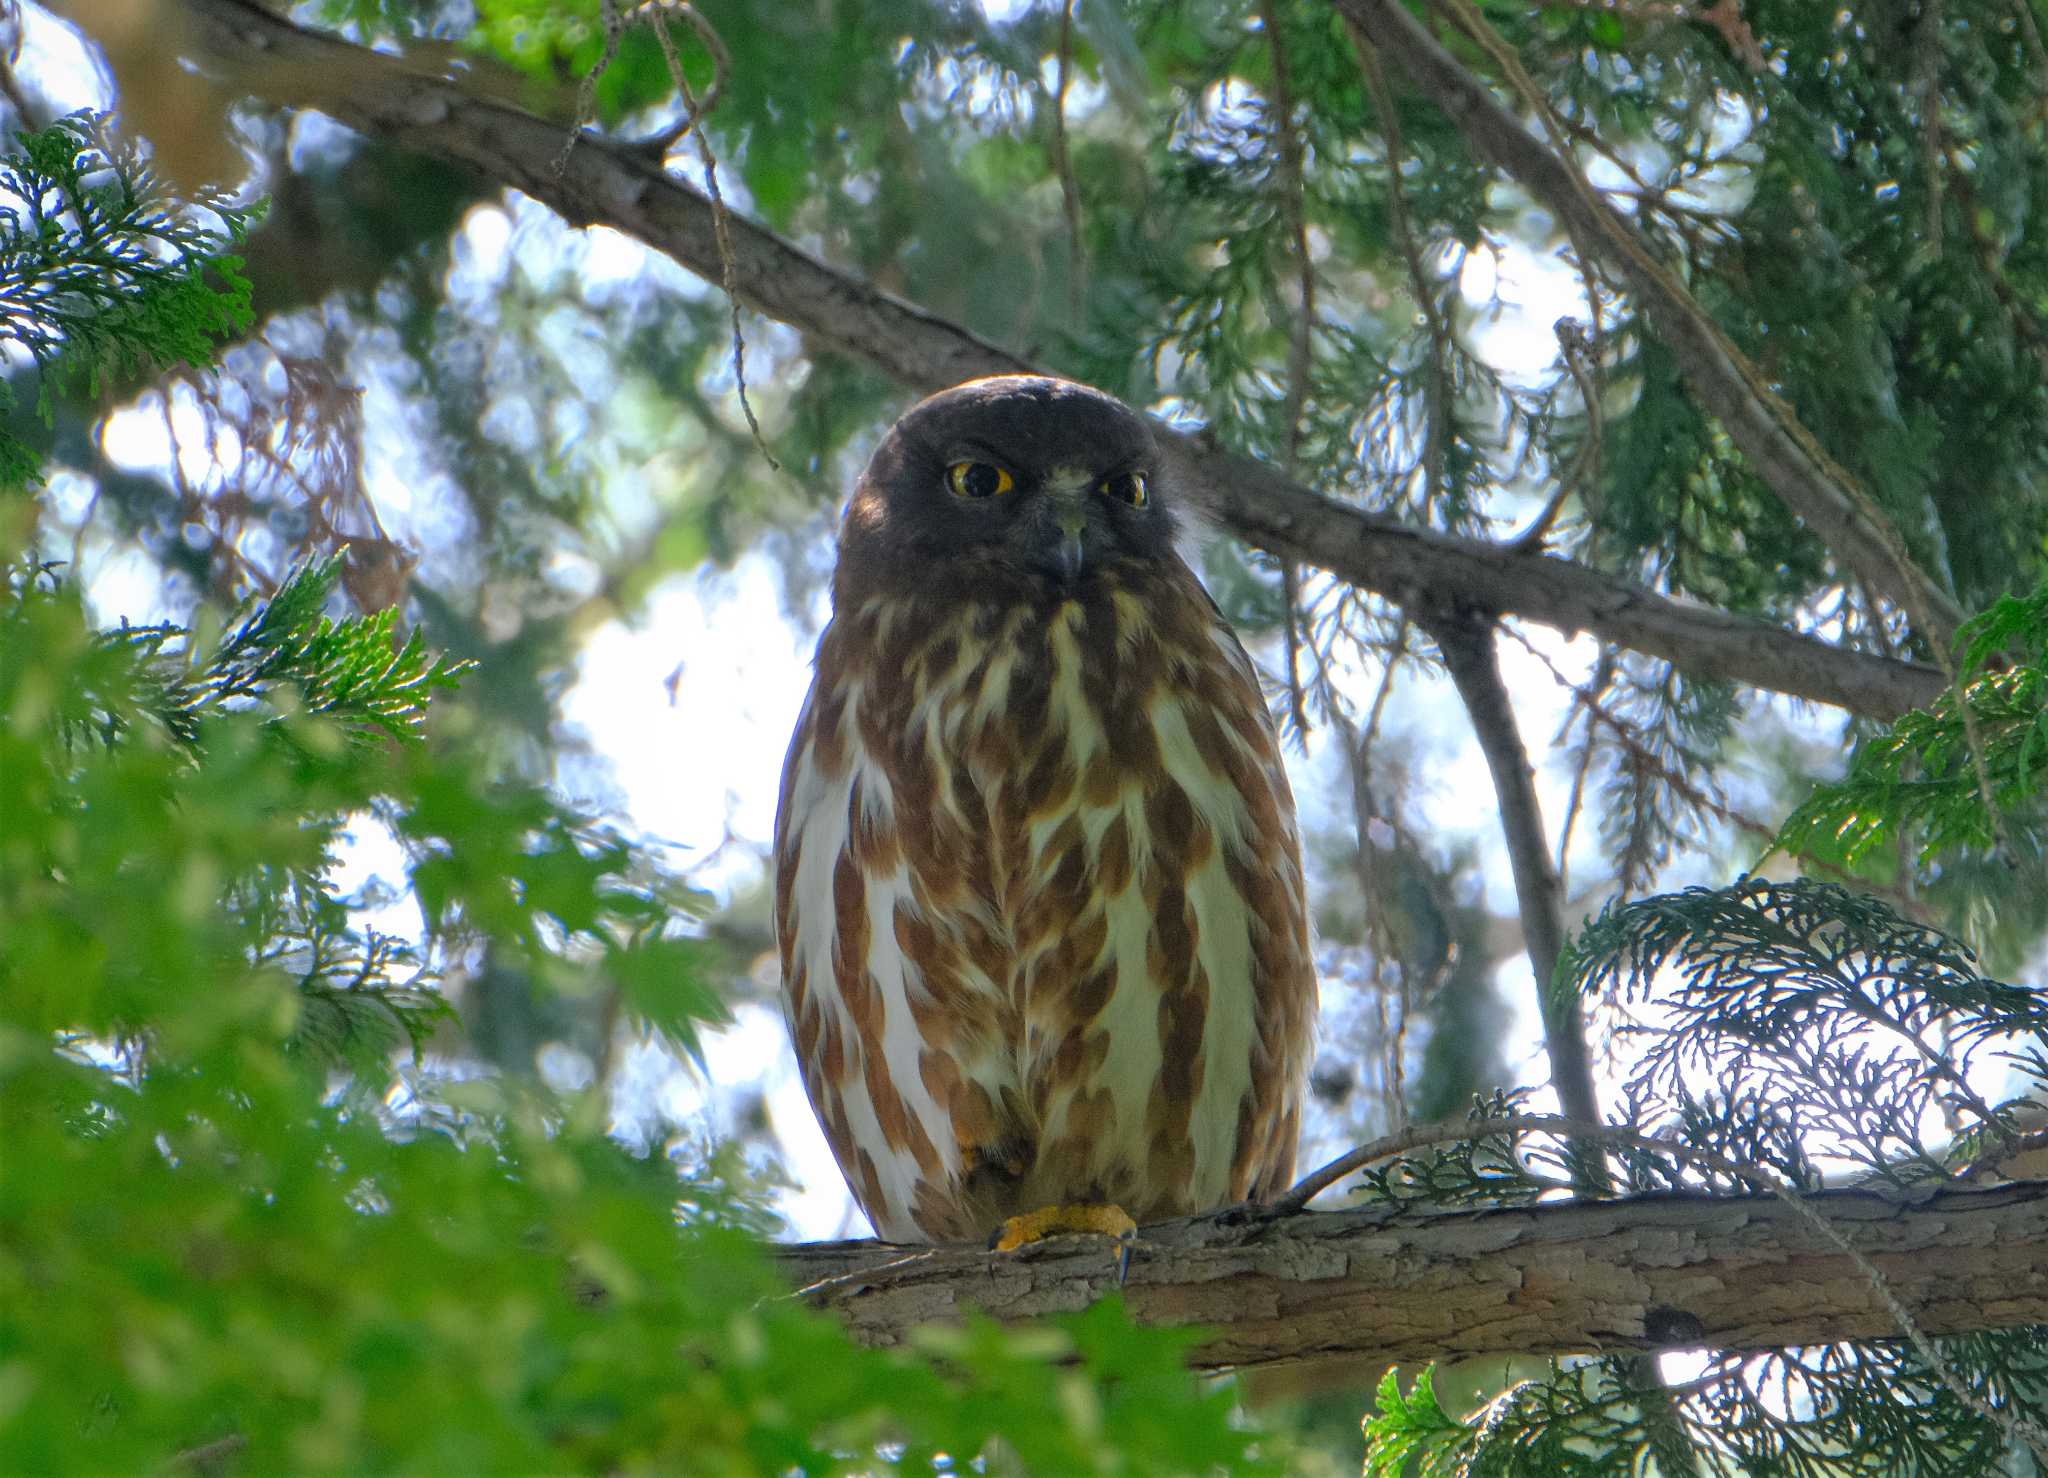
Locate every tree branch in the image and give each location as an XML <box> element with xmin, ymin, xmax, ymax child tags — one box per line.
<box><xmin>1426</xmin><ymin>613</ymin><xmax>1605</xmax><ymax>1160</ymax></box>
<box><xmin>176</xmin><ymin>0</ymin><xmax>1945</xmax><ymax>720</ymax></box>
<box><xmin>1333</xmin><ymin>0</ymin><xmax>1967</xmax><ymax>653</ymax></box>
<box><xmin>779</xmin><ymin>1179</ymin><xmax>2048</xmax><ymax>1372</ymax></box>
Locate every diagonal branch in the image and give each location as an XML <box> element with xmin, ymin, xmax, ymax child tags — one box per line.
<box><xmin>1334</xmin><ymin>0</ymin><xmax>1966</xmax><ymax>654</ymax></box>
<box><xmin>175</xmin><ymin>0</ymin><xmax>1946</xmax><ymax>721</ymax></box>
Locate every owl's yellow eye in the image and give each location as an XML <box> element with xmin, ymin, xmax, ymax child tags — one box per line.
<box><xmin>1101</xmin><ymin>470</ymin><xmax>1148</xmax><ymax>508</ymax></box>
<box><xmin>947</xmin><ymin>461</ymin><xmax>1014</xmax><ymax>499</ymax></box>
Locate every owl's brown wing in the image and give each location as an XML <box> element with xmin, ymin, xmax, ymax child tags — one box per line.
<box><xmin>775</xmin><ymin>562</ymin><xmax>1315</xmax><ymax>1243</ymax></box>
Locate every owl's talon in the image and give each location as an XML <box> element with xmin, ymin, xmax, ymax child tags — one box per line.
<box><xmin>991</xmin><ymin>1202</ymin><xmax>1138</xmax><ymax>1253</ymax></box>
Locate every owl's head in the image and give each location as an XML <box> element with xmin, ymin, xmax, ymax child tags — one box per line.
<box><xmin>837</xmin><ymin>375</ymin><xmax>1176</xmax><ymax>596</ymax></box>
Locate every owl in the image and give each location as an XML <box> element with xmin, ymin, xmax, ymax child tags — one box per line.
<box><xmin>773</xmin><ymin>375</ymin><xmax>1315</xmax><ymax>1245</ymax></box>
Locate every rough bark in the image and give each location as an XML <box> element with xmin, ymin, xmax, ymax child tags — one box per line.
<box><xmin>780</xmin><ymin>1180</ymin><xmax>2048</xmax><ymax>1372</ymax></box>
<box><xmin>174</xmin><ymin>0</ymin><xmax>1948</xmax><ymax>721</ymax></box>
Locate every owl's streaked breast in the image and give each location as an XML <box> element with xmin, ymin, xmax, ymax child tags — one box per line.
<box><xmin>775</xmin><ymin>564</ymin><xmax>1314</xmax><ymax>1242</ymax></box>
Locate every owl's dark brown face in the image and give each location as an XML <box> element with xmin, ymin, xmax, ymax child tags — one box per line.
<box><xmin>836</xmin><ymin>375</ymin><xmax>1176</xmax><ymax>598</ymax></box>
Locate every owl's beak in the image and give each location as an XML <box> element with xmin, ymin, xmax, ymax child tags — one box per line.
<box><xmin>1048</xmin><ymin>501</ymin><xmax>1097</xmax><ymax>581</ymax></box>
<box><xmin>1049</xmin><ymin>517</ymin><xmax>1086</xmax><ymax>583</ymax></box>
<box><xmin>1039</xmin><ymin>471</ymin><xmax>1093</xmax><ymax>584</ymax></box>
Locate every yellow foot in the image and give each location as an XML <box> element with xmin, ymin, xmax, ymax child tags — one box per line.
<box><xmin>991</xmin><ymin>1203</ymin><xmax>1138</xmax><ymax>1253</ymax></box>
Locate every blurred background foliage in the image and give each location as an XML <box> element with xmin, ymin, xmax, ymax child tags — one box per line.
<box><xmin>6</xmin><ymin>0</ymin><xmax>2048</xmax><ymax>1470</ymax></box>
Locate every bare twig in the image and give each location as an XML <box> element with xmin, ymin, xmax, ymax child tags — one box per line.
<box><xmin>1423</xmin><ymin>610</ymin><xmax>1607</xmax><ymax>1169</ymax></box>
<box><xmin>563</xmin><ymin>2</ymin><xmax>778</xmax><ymax>473</ymax></box>
<box><xmin>1553</xmin><ymin>645</ymin><xmax>1611</xmax><ymax>893</ymax></box>
<box><xmin>167</xmin><ymin>1433</ymin><xmax>247</xmax><ymax>1470</ymax></box>
<box><xmin>638</xmin><ymin>2</ymin><xmax>778</xmax><ymax>471</ymax></box>
<box><xmin>1510</xmin><ymin>318</ymin><xmax>1604</xmax><ymax>552</ymax></box>
<box><xmin>636</xmin><ymin>4</ymin><xmax>729</xmax><ymax>155</ymax></box>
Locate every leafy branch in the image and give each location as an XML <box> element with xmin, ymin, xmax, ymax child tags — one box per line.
<box><xmin>26</xmin><ymin>554</ymin><xmax>469</xmax><ymax>752</ymax></box>
<box><xmin>1778</xmin><ymin>578</ymin><xmax>2048</xmax><ymax>871</ymax></box>
<box><xmin>0</xmin><ymin>112</ymin><xmax>254</xmax><ymax>485</ymax></box>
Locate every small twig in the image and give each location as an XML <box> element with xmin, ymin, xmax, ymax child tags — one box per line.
<box><xmin>1509</xmin><ymin>320</ymin><xmax>1604</xmax><ymax>551</ymax></box>
<box><xmin>1333</xmin><ymin>703</ymin><xmax>1420</xmax><ymax>1130</ymax></box>
<box><xmin>1279</xmin><ymin>563</ymin><xmax>1312</xmax><ymax>740</ymax></box>
<box><xmin>637</xmin><ymin>4</ymin><xmax>730</xmax><ymax>155</ymax></box>
<box><xmin>790</xmin><ymin>1247</ymin><xmax>942</xmax><ymax>1302</ymax></box>
<box><xmin>1308</xmin><ymin>621</ymin><xmax>1433</xmax><ymax>1131</ymax></box>
<box><xmin>640</xmin><ymin>3</ymin><xmax>778</xmax><ymax>472</ymax></box>
<box><xmin>1552</xmin><ymin>644</ymin><xmax>1613</xmax><ymax>894</ymax></box>
<box><xmin>1503</xmin><ymin>624</ymin><xmax>1765</xmax><ymax>842</ymax></box>
<box><xmin>557</xmin><ymin>1</ymin><xmax>727</xmax><ymax>166</ymax></box>
<box><xmin>561</xmin><ymin>2</ymin><xmax>778</xmax><ymax>473</ymax></box>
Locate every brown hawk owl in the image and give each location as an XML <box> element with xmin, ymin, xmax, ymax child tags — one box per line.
<box><xmin>774</xmin><ymin>375</ymin><xmax>1316</xmax><ymax>1244</ymax></box>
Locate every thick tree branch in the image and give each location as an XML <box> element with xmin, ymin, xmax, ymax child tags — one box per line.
<box><xmin>780</xmin><ymin>1179</ymin><xmax>2048</xmax><ymax>1372</ymax></box>
<box><xmin>176</xmin><ymin>0</ymin><xmax>1945</xmax><ymax>720</ymax></box>
<box><xmin>1333</xmin><ymin>0</ymin><xmax>1966</xmax><ymax>652</ymax></box>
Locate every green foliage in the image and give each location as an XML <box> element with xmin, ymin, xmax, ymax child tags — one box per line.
<box><xmin>1369</xmin><ymin>1343</ymin><xmax>2048</xmax><ymax>1477</ymax></box>
<box><xmin>1567</xmin><ymin>878</ymin><xmax>2048</xmax><ymax>1189</ymax></box>
<box><xmin>61</xmin><ymin>554</ymin><xmax>468</xmax><ymax>750</ymax></box>
<box><xmin>1351</xmin><ymin>879</ymin><xmax>2048</xmax><ymax>1472</ymax></box>
<box><xmin>0</xmin><ymin>558</ymin><xmax>1290</xmax><ymax>1474</ymax></box>
<box><xmin>0</xmin><ymin>113</ymin><xmax>253</xmax><ymax>487</ymax></box>
<box><xmin>1364</xmin><ymin>1361</ymin><xmax>1691</xmax><ymax>1477</ymax></box>
<box><xmin>1780</xmin><ymin>577</ymin><xmax>2048</xmax><ymax>872</ymax></box>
